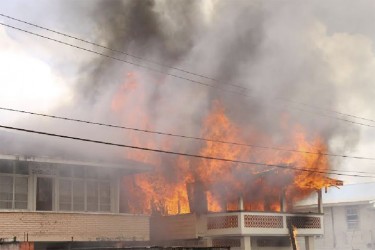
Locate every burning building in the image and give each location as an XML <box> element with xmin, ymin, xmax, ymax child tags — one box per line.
<box><xmin>116</xmin><ymin>98</ymin><xmax>343</xmax><ymax>250</ymax></box>
<box><xmin>0</xmin><ymin>1</ymin><xmax>361</xmax><ymax>249</ymax></box>
<box><xmin>0</xmin><ymin>154</ymin><xmax>150</xmax><ymax>249</ymax></box>
<box><xmin>0</xmin><ymin>66</ymin><xmax>344</xmax><ymax>250</ymax></box>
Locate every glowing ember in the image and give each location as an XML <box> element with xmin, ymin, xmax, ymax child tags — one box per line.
<box><xmin>114</xmin><ymin>73</ymin><xmax>335</xmax><ymax>215</ymax></box>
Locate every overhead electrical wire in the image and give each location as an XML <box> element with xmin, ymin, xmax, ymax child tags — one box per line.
<box><xmin>279</xmin><ymin>98</ymin><xmax>375</xmax><ymax>125</ymax></box>
<box><xmin>285</xmin><ymin>106</ymin><xmax>375</xmax><ymax>129</ymax></box>
<box><xmin>1</xmin><ymin>21</ymin><xmax>375</xmax><ymax>130</ymax></box>
<box><xmin>0</xmin><ymin>123</ymin><xmax>374</xmax><ymax>178</ymax></box>
<box><xmin>0</xmin><ymin>13</ymin><xmax>247</xmax><ymax>91</ymax></box>
<box><xmin>0</xmin><ymin>15</ymin><xmax>373</xmax><ymax>180</ymax></box>
<box><xmin>1</xmin><ymin>13</ymin><xmax>374</xmax><ymax>125</ymax></box>
<box><xmin>1</xmin><ymin>15</ymin><xmax>375</xmax><ymax>176</ymax></box>
<box><xmin>0</xmin><ymin>22</ymin><xmax>246</xmax><ymax>96</ymax></box>
<box><xmin>1</xmin><ymin>106</ymin><xmax>375</xmax><ymax>161</ymax></box>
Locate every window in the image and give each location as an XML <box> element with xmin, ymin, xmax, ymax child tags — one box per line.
<box><xmin>0</xmin><ymin>161</ymin><xmax>28</xmax><ymax>210</ymax></box>
<box><xmin>86</xmin><ymin>181</ymin><xmax>111</xmax><ymax>212</ymax></box>
<box><xmin>36</xmin><ymin>177</ymin><xmax>53</xmax><ymax>211</ymax></box>
<box><xmin>14</xmin><ymin>177</ymin><xmax>28</xmax><ymax>209</ymax></box>
<box><xmin>59</xmin><ymin>166</ymin><xmax>72</xmax><ymax>177</ymax></box>
<box><xmin>99</xmin><ymin>182</ymin><xmax>111</xmax><ymax>212</ymax></box>
<box><xmin>0</xmin><ymin>176</ymin><xmax>13</xmax><ymax>208</ymax></box>
<box><xmin>57</xmin><ymin>166</ymin><xmax>112</xmax><ymax>212</ymax></box>
<box><xmin>59</xmin><ymin>179</ymin><xmax>72</xmax><ymax>210</ymax></box>
<box><xmin>0</xmin><ymin>160</ymin><xmax>13</xmax><ymax>174</ymax></box>
<box><xmin>346</xmin><ymin>206</ymin><xmax>359</xmax><ymax>230</ymax></box>
<box><xmin>73</xmin><ymin>180</ymin><xmax>84</xmax><ymax>211</ymax></box>
<box><xmin>87</xmin><ymin>180</ymin><xmax>99</xmax><ymax>211</ymax></box>
<box><xmin>58</xmin><ymin>178</ymin><xmax>85</xmax><ymax>212</ymax></box>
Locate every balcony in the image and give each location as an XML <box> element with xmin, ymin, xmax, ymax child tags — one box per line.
<box><xmin>150</xmin><ymin>211</ymin><xmax>323</xmax><ymax>242</ymax></box>
<box><xmin>205</xmin><ymin>211</ymin><xmax>323</xmax><ymax>237</ymax></box>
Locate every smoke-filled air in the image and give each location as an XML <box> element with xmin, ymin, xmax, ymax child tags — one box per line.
<box><xmin>1</xmin><ymin>0</ymin><xmax>367</xmax><ymax>215</ymax></box>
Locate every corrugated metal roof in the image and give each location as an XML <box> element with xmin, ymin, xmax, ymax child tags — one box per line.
<box><xmin>298</xmin><ymin>182</ymin><xmax>375</xmax><ymax>206</ymax></box>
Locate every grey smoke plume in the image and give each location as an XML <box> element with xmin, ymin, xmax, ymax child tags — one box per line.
<box><xmin>2</xmin><ymin>0</ymin><xmax>372</xmax><ymax>186</ymax></box>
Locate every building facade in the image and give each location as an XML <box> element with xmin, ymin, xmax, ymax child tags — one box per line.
<box><xmin>0</xmin><ymin>154</ymin><xmax>150</xmax><ymax>245</ymax></box>
<box><xmin>150</xmin><ymin>211</ymin><xmax>321</xmax><ymax>250</ymax></box>
<box><xmin>314</xmin><ymin>183</ymin><xmax>375</xmax><ymax>250</ymax></box>
<box><xmin>297</xmin><ymin>182</ymin><xmax>375</xmax><ymax>250</ymax></box>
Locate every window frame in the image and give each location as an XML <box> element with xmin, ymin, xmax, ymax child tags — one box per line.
<box><xmin>57</xmin><ymin>166</ymin><xmax>112</xmax><ymax>213</ymax></box>
<box><xmin>346</xmin><ymin>206</ymin><xmax>360</xmax><ymax>230</ymax></box>
<box><xmin>0</xmin><ymin>162</ymin><xmax>29</xmax><ymax>210</ymax></box>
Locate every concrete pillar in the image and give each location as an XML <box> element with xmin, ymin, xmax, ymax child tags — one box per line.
<box><xmin>317</xmin><ymin>189</ymin><xmax>323</xmax><ymax>213</ymax></box>
<box><xmin>240</xmin><ymin>236</ymin><xmax>252</xmax><ymax>250</ymax></box>
<box><xmin>238</xmin><ymin>195</ymin><xmax>244</xmax><ymax>211</ymax></box>
<box><xmin>280</xmin><ymin>189</ymin><xmax>287</xmax><ymax>212</ymax></box>
<box><xmin>112</xmin><ymin>175</ymin><xmax>120</xmax><ymax>213</ymax></box>
<box><xmin>305</xmin><ymin>236</ymin><xmax>315</xmax><ymax>250</ymax></box>
<box><xmin>205</xmin><ymin>238</ymin><xmax>213</xmax><ymax>247</ymax></box>
<box><xmin>28</xmin><ymin>173</ymin><xmax>35</xmax><ymax>211</ymax></box>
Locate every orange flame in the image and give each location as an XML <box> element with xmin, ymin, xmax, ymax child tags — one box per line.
<box><xmin>113</xmin><ymin>73</ymin><xmax>335</xmax><ymax>215</ymax></box>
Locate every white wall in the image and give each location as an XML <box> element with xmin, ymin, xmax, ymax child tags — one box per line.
<box><xmin>315</xmin><ymin>204</ymin><xmax>375</xmax><ymax>250</ymax></box>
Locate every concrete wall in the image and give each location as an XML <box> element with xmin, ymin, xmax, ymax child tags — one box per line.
<box><xmin>0</xmin><ymin>211</ymin><xmax>149</xmax><ymax>242</ymax></box>
<box><xmin>150</xmin><ymin>214</ymin><xmax>197</xmax><ymax>241</ymax></box>
<box><xmin>315</xmin><ymin>204</ymin><xmax>375</xmax><ymax>250</ymax></box>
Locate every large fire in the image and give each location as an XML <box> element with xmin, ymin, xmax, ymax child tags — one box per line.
<box><xmin>114</xmin><ymin>73</ymin><xmax>336</xmax><ymax>215</ymax></box>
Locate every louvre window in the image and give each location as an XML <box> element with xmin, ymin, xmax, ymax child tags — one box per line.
<box><xmin>86</xmin><ymin>180</ymin><xmax>99</xmax><ymax>212</ymax></box>
<box><xmin>73</xmin><ymin>180</ymin><xmax>85</xmax><ymax>211</ymax></box>
<box><xmin>0</xmin><ymin>176</ymin><xmax>13</xmax><ymax>209</ymax></box>
<box><xmin>0</xmin><ymin>161</ymin><xmax>28</xmax><ymax>210</ymax></box>
<box><xmin>346</xmin><ymin>206</ymin><xmax>359</xmax><ymax>230</ymax></box>
<box><xmin>57</xmin><ymin>166</ymin><xmax>112</xmax><ymax>212</ymax></box>
<box><xmin>59</xmin><ymin>179</ymin><xmax>72</xmax><ymax>211</ymax></box>
<box><xmin>14</xmin><ymin>177</ymin><xmax>28</xmax><ymax>209</ymax></box>
<box><xmin>99</xmin><ymin>182</ymin><xmax>111</xmax><ymax>212</ymax></box>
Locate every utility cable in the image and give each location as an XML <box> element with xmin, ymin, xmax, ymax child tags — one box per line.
<box><xmin>0</xmin><ymin>123</ymin><xmax>374</xmax><ymax>178</ymax></box>
<box><xmin>0</xmin><ymin>13</ymin><xmax>247</xmax><ymax>91</ymax></box>
<box><xmin>2</xmin><ymin>13</ymin><xmax>374</xmax><ymax>125</ymax></box>
<box><xmin>0</xmin><ymin>22</ymin><xmax>247</xmax><ymax>96</ymax></box>
<box><xmin>1</xmin><ymin>106</ymin><xmax>375</xmax><ymax>161</ymax></box>
<box><xmin>279</xmin><ymin>98</ymin><xmax>375</xmax><ymax>124</ymax></box>
<box><xmin>1</xmin><ymin>22</ymin><xmax>375</xmax><ymax>131</ymax></box>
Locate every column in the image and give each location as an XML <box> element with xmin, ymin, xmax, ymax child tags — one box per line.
<box><xmin>240</xmin><ymin>236</ymin><xmax>252</xmax><ymax>250</ymax></box>
<box><xmin>205</xmin><ymin>238</ymin><xmax>213</xmax><ymax>247</ymax></box>
<box><xmin>280</xmin><ymin>189</ymin><xmax>287</xmax><ymax>212</ymax></box>
<box><xmin>305</xmin><ymin>236</ymin><xmax>315</xmax><ymax>250</ymax></box>
<box><xmin>112</xmin><ymin>175</ymin><xmax>120</xmax><ymax>213</ymax></box>
<box><xmin>238</xmin><ymin>195</ymin><xmax>244</xmax><ymax>211</ymax></box>
<box><xmin>317</xmin><ymin>189</ymin><xmax>323</xmax><ymax>213</ymax></box>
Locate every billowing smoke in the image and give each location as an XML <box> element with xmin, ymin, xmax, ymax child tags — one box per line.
<box><xmin>62</xmin><ymin>0</ymin><xmax>358</xmax><ymax>164</ymax></box>
<box><xmin>1</xmin><ymin>0</ymin><xmax>372</xmax><ymax>212</ymax></box>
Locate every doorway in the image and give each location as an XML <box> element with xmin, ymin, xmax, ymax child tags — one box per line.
<box><xmin>36</xmin><ymin>177</ymin><xmax>53</xmax><ymax>211</ymax></box>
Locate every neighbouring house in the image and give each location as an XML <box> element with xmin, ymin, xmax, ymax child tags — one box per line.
<box><xmin>0</xmin><ymin>154</ymin><xmax>151</xmax><ymax>250</ymax></box>
<box><xmin>298</xmin><ymin>182</ymin><xmax>375</xmax><ymax>250</ymax></box>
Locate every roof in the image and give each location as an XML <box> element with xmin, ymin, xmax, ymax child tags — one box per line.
<box><xmin>297</xmin><ymin>182</ymin><xmax>375</xmax><ymax>207</ymax></box>
<box><xmin>0</xmin><ymin>153</ymin><xmax>151</xmax><ymax>175</ymax></box>
<box><xmin>0</xmin><ymin>129</ymin><xmax>153</xmax><ymax>174</ymax></box>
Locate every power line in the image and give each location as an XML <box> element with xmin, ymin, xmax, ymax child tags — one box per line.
<box><xmin>0</xmin><ymin>13</ymin><xmax>246</xmax><ymax>91</ymax></box>
<box><xmin>2</xmin><ymin>13</ymin><xmax>374</xmax><ymax>126</ymax></box>
<box><xmin>0</xmin><ymin>123</ymin><xmax>374</xmax><ymax>178</ymax></box>
<box><xmin>280</xmin><ymin>98</ymin><xmax>375</xmax><ymax>125</ymax></box>
<box><xmin>288</xmin><ymin>106</ymin><xmax>375</xmax><ymax>129</ymax></box>
<box><xmin>0</xmin><ymin>22</ymin><xmax>247</xmax><ymax>97</ymax></box>
<box><xmin>2</xmin><ymin>21</ymin><xmax>375</xmax><ymax>131</ymax></box>
<box><xmin>2</xmin><ymin>106</ymin><xmax>375</xmax><ymax>161</ymax></box>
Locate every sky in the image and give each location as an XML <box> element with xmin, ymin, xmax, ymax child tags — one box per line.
<box><xmin>0</xmin><ymin>0</ymin><xmax>375</xmax><ymax>185</ymax></box>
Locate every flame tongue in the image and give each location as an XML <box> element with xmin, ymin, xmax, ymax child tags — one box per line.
<box><xmin>115</xmin><ymin>74</ymin><xmax>333</xmax><ymax>215</ymax></box>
